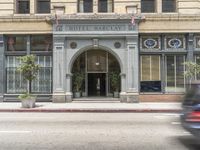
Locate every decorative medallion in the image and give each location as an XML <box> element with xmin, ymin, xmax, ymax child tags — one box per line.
<box><xmin>144</xmin><ymin>39</ymin><xmax>157</xmax><ymax>49</ymax></box>
<box><xmin>140</xmin><ymin>36</ymin><xmax>161</xmax><ymax>50</ymax></box>
<box><xmin>168</xmin><ymin>38</ymin><xmax>182</xmax><ymax>49</ymax></box>
<box><xmin>114</xmin><ymin>42</ymin><xmax>121</xmax><ymax>49</ymax></box>
<box><xmin>70</xmin><ymin>42</ymin><xmax>77</xmax><ymax>49</ymax></box>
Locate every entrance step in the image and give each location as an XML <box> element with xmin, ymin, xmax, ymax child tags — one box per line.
<box><xmin>73</xmin><ymin>97</ymin><xmax>119</xmax><ymax>103</ymax></box>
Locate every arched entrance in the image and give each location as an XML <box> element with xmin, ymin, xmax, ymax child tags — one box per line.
<box><xmin>71</xmin><ymin>49</ymin><xmax>121</xmax><ymax>97</ymax></box>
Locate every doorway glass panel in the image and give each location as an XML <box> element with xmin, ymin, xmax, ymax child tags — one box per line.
<box><xmin>165</xmin><ymin>55</ymin><xmax>185</xmax><ymax>92</ymax></box>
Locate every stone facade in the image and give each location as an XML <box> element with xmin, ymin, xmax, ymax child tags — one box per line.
<box><xmin>0</xmin><ymin>0</ymin><xmax>200</xmax><ymax>102</ymax></box>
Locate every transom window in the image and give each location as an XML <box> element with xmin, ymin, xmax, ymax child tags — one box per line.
<box><xmin>36</xmin><ymin>0</ymin><xmax>50</xmax><ymax>14</ymax></box>
<box><xmin>31</xmin><ymin>35</ymin><xmax>52</xmax><ymax>51</ymax></box>
<box><xmin>162</xmin><ymin>0</ymin><xmax>176</xmax><ymax>12</ymax></box>
<box><xmin>16</xmin><ymin>0</ymin><xmax>30</xmax><ymax>14</ymax></box>
<box><xmin>141</xmin><ymin>0</ymin><xmax>156</xmax><ymax>13</ymax></box>
<box><xmin>6</xmin><ymin>35</ymin><xmax>27</xmax><ymax>51</ymax></box>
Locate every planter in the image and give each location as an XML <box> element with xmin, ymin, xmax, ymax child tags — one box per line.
<box><xmin>21</xmin><ymin>97</ymin><xmax>36</xmax><ymax>108</ymax></box>
<box><xmin>82</xmin><ymin>92</ymin><xmax>86</xmax><ymax>97</ymax></box>
<box><xmin>113</xmin><ymin>91</ymin><xmax>119</xmax><ymax>98</ymax></box>
<box><xmin>74</xmin><ymin>92</ymin><xmax>81</xmax><ymax>98</ymax></box>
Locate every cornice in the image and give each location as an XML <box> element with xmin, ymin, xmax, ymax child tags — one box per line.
<box><xmin>0</xmin><ymin>13</ymin><xmax>199</xmax><ymax>23</ymax></box>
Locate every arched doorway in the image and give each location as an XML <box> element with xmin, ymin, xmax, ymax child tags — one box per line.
<box><xmin>71</xmin><ymin>49</ymin><xmax>121</xmax><ymax>97</ymax></box>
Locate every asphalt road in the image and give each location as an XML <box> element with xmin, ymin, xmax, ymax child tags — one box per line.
<box><xmin>0</xmin><ymin>113</ymin><xmax>199</xmax><ymax>150</ymax></box>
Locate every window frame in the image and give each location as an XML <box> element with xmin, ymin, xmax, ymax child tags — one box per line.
<box><xmin>98</xmin><ymin>0</ymin><xmax>114</xmax><ymax>13</ymax></box>
<box><xmin>162</xmin><ymin>0</ymin><xmax>176</xmax><ymax>13</ymax></box>
<box><xmin>16</xmin><ymin>0</ymin><xmax>30</xmax><ymax>14</ymax></box>
<box><xmin>36</xmin><ymin>0</ymin><xmax>51</xmax><ymax>14</ymax></box>
<box><xmin>78</xmin><ymin>0</ymin><xmax>93</xmax><ymax>13</ymax></box>
<box><xmin>141</xmin><ymin>0</ymin><xmax>156</xmax><ymax>13</ymax></box>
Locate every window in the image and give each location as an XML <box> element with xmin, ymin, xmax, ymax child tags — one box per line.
<box><xmin>98</xmin><ymin>0</ymin><xmax>113</xmax><ymax>13</ymax></box>
<box><xmin>140</xmin><ymin>36</ymin><xmax>161</xmax><ymax>50</ymax></box>
<box><xmin>6</xmin><ymin>56</ymin><xmax>27</xmax><ymax>93</ymax></box>
<box><xmin>31</xmin><ymin>35</ymin><xmax>52</xmax><ymax>51</ymax></box>
<box><xmin>16</xmin><ymin>0</ymin><xmax>30</xmax><ymax>14</ymax></box>
<box><xmin>78</xmin><ymin>0</ymin><xmax>93</xmax><ymax>13</ymax></box>
<box><xmin>162</xmin><ymin>0</ymin><xmax>176</xmax><ymax>12</ymax></box>
<box><xmin>165</xmin><ymin>35</ymin><xmax>185</xmax><ymax>50</ymax></box>
<box><xmin>141</xmin><ymin>0</ymin><xmax>155</xmax><ymax>13</ymax></box>
<box><xmin>5</xmin><ymin>34</ymin><xmax>53</xmax><ymax>94</ymax></box>
<box><xmin>140</xmin><ymin>55</ymin><xmax>161</xmax><ymax>92</ymax></box>
<box><xmin>36</xmin><ymin>0</ymin><xmax>50</xmax><ymax>13</ymax></box>
<box><xmin>31</xmin><ymin>56</ymin><xmax>52</xmax><ymax>93</ymax></box>
<box><xmin>6</xmin><ymin>35</ymin><xmax>27</xmax><ymax>51</ymax></box>
<box><xmin>165</xmin><ymin>55</ymin><xmax>185</xmax><ymax>92</ymax></box>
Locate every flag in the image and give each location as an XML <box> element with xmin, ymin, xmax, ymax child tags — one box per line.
<box><xmin>131</xmin><ymin>15</ymin><xmax>135</xmax><ymax>26</ymax></box>
<box><xmin>55</xmin><ymin>13</ymin><xmax>59</xmax><ymax>26</ymax></box>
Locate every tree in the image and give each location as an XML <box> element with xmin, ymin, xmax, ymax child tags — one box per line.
<box><xmin>184</xmin><ymin>61</ymin><xmax>200</xmax><ymax>86</ymax></box>
<box><xmin>17</xmin><ymin>55</ymin><xmax>40</xmax><ymax>97</ymax></box>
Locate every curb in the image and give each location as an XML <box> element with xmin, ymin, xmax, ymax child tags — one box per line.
<box><xmin>0</xmin><ymin>109</ymin><xmax>182</xmax><ymax>113</ymax></box>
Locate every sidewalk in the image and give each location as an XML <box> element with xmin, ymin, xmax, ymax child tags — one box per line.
<box><xmin>0</xmin><ymin>101</ymin><xmax>182</xmax><ymax>113</ymax></box>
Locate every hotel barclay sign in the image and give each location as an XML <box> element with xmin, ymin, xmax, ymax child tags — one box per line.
<box><xmin>55</xmin><ymin>24</ymin><xmax>135</xmax><ymax>32</ymax></box>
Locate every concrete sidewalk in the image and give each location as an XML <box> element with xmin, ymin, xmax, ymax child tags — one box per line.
<box><xmin>0</xmin><ymin>101</ymin><xmax>182</xmax><ymax>113</ymax></box>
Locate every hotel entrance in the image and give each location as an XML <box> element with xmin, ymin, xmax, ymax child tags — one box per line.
<box><xmin>88</xmin><ymin>73</ymin><xmax>106</xmax><ymax>96</ymax></box>
<box><xmin>71</xmin><ymin>49</ymin><xmax>120</xmax><ymax>98</ymax></box>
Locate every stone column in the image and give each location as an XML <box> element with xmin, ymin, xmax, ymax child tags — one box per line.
<box><xmin>65</xmin><ymin>73</ymin><xmax>73</xmax><ymax>102</ymax></box>
<box><xmin>0</xmin><ymin>35</ymin><xmax>4</xmax><ymax>102</ymax></box>
<box><xmin>120</xmin><ymin>73</ymin><xmax>127</xmax><ymax>102</ymax></box>
<box><xmin>52</xmin><ymin>37</ymin><xmax>66</xmax><ymax>103</ymax></box>
<box><xmin>126</xmin><ymin>36</ymin><xmax>139</xmax><ymax>103</ymax></box>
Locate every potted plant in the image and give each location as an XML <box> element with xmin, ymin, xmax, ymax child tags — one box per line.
<box><xmin>109</xmin><ymin>71</ymin><xmax>120</xmax><ymax>98</ymax></box>
<box><xmin>17</xmin><ymin>55</ymin><xmax>40</xmax><ymax>108</ymax></box>
<box><xmin>73</xmin><ymin>72</ymin><xmax>84</xmax><ymax>98</ymax></box>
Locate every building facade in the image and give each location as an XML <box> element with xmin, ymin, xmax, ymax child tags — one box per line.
<box><xmin>0</xmin><ymin>0</ymin><xmax>200</xmax><ymax>102</ymax></box>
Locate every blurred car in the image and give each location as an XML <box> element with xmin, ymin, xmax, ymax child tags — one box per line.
<box><xmin>180</xmin><ymin>81</ymin><xmax>200</xmax><ymax>140</ymax></box>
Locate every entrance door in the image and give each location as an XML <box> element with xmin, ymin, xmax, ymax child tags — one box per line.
<box><xmin>88</xmin><ymin>73</ymin><xmax>106</xmax><ymax>96</ymax></box>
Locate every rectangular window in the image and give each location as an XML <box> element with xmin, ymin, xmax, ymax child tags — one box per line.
<box><xmin>162</xmin><ymin>0</ymin><xmax>176</xmax><ymax>12</ymax></box>
<box><xmin>141</xmin><ymin>0</ymin><xmax>155</xmax><ymax>13</ymax></box>
<box><xmin>36</xmin><ymin>0</ymin><xmax>50</xmax><ymax>14</ymax></box>
<box><xmin>165</xmin><ymin>55</ymin><xmax>185</xmax><ymax>92</ymax></box>
<box><xmin>140</xmin><ymin>55</ymin><xmax>161</xmax><ymax>92</ymax></box>
<box><xmin>6</xmin><ymin>56</ymin><xmax>27</xmax><ymax>93</ymax></box>
<box><xmin>31</xmin><ymin>35</ymin><xmax>52</xmax><ymax>51</ymax></box>
<box><xmin>31</xmin><ymin>56</ymin><xmax>52</xmax><ymax>93</ymax></box>
<box><xmin>16</xmin><ymin>0</ymin><xmax>30</xmax><ymax>14</ymax></box>
<box><xmin>98</xmin><ymin>0</ymin><xmax>113</xmax><ymax>13</ymax></box>
<box><xmin>6</xmin><ymin>35</ymin><xmax>27</xmax><ymax>51</ymax></box>
<box><xmin>78</xmin><ymin>0</ymin><xmax>93</xmax><ymax>13</ymax></box>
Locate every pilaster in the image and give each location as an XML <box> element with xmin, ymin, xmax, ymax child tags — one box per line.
<box><xmin>0</xmin><ymin>35</ymin><xmax>4</xmax><ymax>102</ymax></box>
<box><xmin>52</xmin><ymin>36</ymin><xmax>66</xmax><ymax>103</ymax></box>
<box><xmin>65</xmin><ymin>73</ymin><xmax>73</xmax><ymax>102</ymax></box>
<box><xmin>120</xmin><ymin>36</ymin><xmax>139</xmax><ymax>103</ymax></box>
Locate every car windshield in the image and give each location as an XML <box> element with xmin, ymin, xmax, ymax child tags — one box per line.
<box><xmin>183</xmin><ymin>83</ymin><xmax>200</xmax><ymax>106</ymax></box>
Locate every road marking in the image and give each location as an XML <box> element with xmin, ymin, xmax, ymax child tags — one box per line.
<box><xmin>0</xmin><ymin>130</ymin><xmax>32</xmax><ymax>133</ymax></box>
<box><xmin>171</xmin><ymin>122</ymin><xmax>181</xmax><ymax>125</ymax></box>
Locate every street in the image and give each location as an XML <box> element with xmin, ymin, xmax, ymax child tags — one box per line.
<box><xmin>0</xmin><ymin>113</ymin><xmax>199</xmax><ymax>150</ymax></box>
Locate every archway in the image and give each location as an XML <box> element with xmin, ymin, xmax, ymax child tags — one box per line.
<box><xmin>71</xmin><ymin>49</ymin><xmax>121</xmax><ymax>98</ymax></box>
